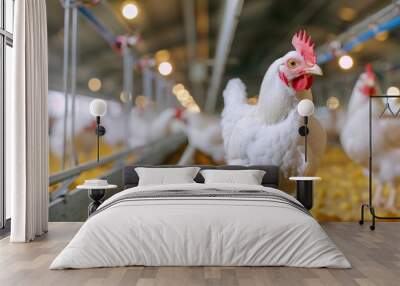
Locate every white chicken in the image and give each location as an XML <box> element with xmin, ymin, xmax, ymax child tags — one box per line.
<box><xmin>128</xmin><ymin>106</ymin><xmax>183</xmax><ymax>148</ymax></box>
<box><xmin>221</xmin><ymin>30</ymin><xmax>326</xmax><ymax>184</ymax></box>
<box><xmin>340</xmin><ymin>65</ymin><xmax>400</xmax><ymax>209</ymax></box>
<box><xmin>180</xmin><ymin>111</ymin><xmax>225</xmax><ymax>163</ymax></box>
<box><xmin>314</xmin><ymin>106</ymin><xmax>346</xmax><ymax>141</ymax></box>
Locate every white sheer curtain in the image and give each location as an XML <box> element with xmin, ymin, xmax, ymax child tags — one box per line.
<box><xmin>7</xmin><ymin>0</ymin><xmax>49</xmax><ymax>242</ymax></box>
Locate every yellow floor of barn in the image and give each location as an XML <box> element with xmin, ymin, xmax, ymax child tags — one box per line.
<box><xmin>48</xmin><ymin>144</ymin><xmax>400</xmax><ymax>222</ymax></box>
<box><xmin>314</xmin><ymin>146</ymin><xmax>400</xmax><ymax>221</ymax></box>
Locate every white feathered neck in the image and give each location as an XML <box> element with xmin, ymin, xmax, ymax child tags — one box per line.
<box><xmin>256</xmin><ymin>58</ymin><xmax>297</xmax><ymax>125</ymax></box>
<box><xmin>347</xmin><ymin>75</ymin><xmax>383</xmax><ymax>116</ymax></box>
<box><xmin>347</xmin><ymin>78</ymin><xmax>368</xmax><ymax>115</ymax></box>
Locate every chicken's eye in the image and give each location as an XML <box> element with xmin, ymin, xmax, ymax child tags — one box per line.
<box><xmin>287</xmin><ymin>59</ymin><xmax>298</xmax><ymax>69</ymax></box>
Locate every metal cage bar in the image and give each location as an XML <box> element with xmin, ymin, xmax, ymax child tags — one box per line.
<box><xmin>360</xmin><ymin>95</ymin><xmax>400</xmax><ymax>230</ymax></box>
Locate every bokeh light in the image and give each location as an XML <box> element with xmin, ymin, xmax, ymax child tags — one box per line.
<box><xmin>88</xmin><ymin>77</ymin><xmax>102</xmax><ymax>92</ymax></box>
<box><xmin>172</xmin><ymin>83</ymin><xmax>185</xmax><ymax>95</ymax></box>
<box><xmin>338</xmin><ymin>7</ymin><xmax>355</xmax><ymax>22</ymax></box>
<box><xmin>122</xmin><ymin>2</ymin><xmax>138</xmax><ymax>20</ymax></box>
<box><xmin>386</xmin><ymin>86</ymin><xmax>400</xmax><ymax>96</ymax></box>
<box><xmin>174</xmin><ymin>88</ymin><xmax>200</xmax><ymax>113</ymax></box>
<box><xmin>120</xmin><ymin>91</ymin><xmax>132</xmax><ymax>103</ymax></box>
<box><xmin>326</xmin><ymin>96</ymin><xmax>340</xmax><ymax>110</ymax></box>
<box><xmin>338</xmin><ymin>55</ymin><xmax>354</xmax><ymax>70</ymax></box>
<box><xmin>155</xmin><ymin>50</ymin><xmax>170</xmax><ymax>62</ymax></box>
<box><xmin>158</xmin><ymin>61</ymin><xmax>173</xmax><ymax>76</ymax></box>
<box><xmin>135</xmin><ymin>95</ymin><xmax>148</xmax><ymax>108</ymax></box>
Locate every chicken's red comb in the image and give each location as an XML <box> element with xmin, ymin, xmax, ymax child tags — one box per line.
<box><xmin>175</xmin><ymin>108</ymin><xmax>184</xmax><ymax>119</ymax></box>
<box><xmin>292</xmin><ymin>30</ymin><xmax>316</xmax><ymax>65</ymax></box>
<box><xmin>365</xmin><ymin>64</ymin><xmax>376</xmax><ymax>80</ymax></box>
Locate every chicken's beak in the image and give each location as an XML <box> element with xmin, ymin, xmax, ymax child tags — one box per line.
<box><xmin>305</xmin><ymin>64</ymin><xmax>323</xmax><ymax>76</ymax></box>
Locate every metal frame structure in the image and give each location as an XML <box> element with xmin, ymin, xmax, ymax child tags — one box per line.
<box><xmin>0</xmin><ymin>0</ymin><xmax>14</xmax><ymax>230</ymax></box>
<box><xmin>360</xmin><ymin>95</ymin><xmax>400</xmax><ymax>230</ymax></box>
<box><xmin>59</xmin><ymin>0</ymin><xmax>134</xmax><ymax>171</ymax></box>
<box><xmin>61</xmin><ymin>0</ymin><xmax>80</xmax><ymax>169</ymax></box>
<box><xmin>50</xmin><ymin>1</ymin><xmax>181</xmax><ymax>202</ymax></box>
<box><xmin>317</xmin><ymin>0</ymin><xmax>400</xmax><ymax>64</ymax></box>
<box><xmin>49</xmin><ymin>134</ymin><xmax>185</xmax><ymax>187</ymax></box>
<box><xmin>204</xmin><ymin>0</ymin><xmax>243</xmax><ymax>113</ymax></box>
<box><xmin>48</xmin><ymin>133</ymin><xmax>186</xmax><ymax>208</ymax></box>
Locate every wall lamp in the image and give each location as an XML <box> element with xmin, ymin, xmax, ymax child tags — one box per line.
<box><xmin>89</xmin><ymin>99</ymin><xmax>107</xmax><ymax>162</ymax></box>
<box><xmin>297</xmin><ymin>99</ymin><xmax>315</xmax><ymax>163</ymax></box>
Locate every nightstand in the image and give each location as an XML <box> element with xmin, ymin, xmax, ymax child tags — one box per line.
<box><xmin>289</xmin><ymin>177</ymin><xmax>321</xmax><ymax>210</ymax></box>
<box><xmin>77</xmin><ymin>184</ymin><xmax>117</xmax><ymax>216</ymax></box>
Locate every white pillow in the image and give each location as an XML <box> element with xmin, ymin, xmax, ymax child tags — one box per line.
<box><xmin>200</xmin><ymin>169</ymin><xmax>266</xmax><ymax>185</ymax></box>
<box><xmin>135</xmin><ymin>167</ymin><xmax>200</xmax><ymax>186</ymax></box>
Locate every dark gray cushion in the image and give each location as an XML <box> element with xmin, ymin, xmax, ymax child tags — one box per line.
<box><xmin>123</xmin><ymin>165</ymin><xmax>279</xmax><ymax>189</ymax></box>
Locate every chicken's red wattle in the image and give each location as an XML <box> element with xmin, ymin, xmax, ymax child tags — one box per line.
<box><xmin>360</xmin><ymin>86</ymin><xmax>376</xmax><ymax>96</ymax></box>
<box><xmin>291</xmin><ymin>74</ymin><xmax>314</xmax><ymax>91</ymax></box>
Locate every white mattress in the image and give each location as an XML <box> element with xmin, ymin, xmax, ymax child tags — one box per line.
<box><xmin>50</xmin><ymin>183</ymin><xmax>350</xmax><ymax>269</ymax></box>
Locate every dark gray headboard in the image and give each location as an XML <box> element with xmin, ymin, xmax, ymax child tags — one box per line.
<box><xmin>123</xmin><ymin>165</ymin><xmax>279</xmax><ymax>189</ymax></box>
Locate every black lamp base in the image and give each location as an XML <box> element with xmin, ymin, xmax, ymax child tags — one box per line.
<box><xmin>88</xmin><ymin>189</ymin><xmax>106</xmax><ymax>216</ymax></box>
<box><xmin>296</xmin><ymin>180</ymin><xmax>313</xmax><ymax>210</ymax></box>
<box><xmin>298</xmin><ymin>116</ymin><xmax>310</xmax><ymax>162</ymax></box>
<box><xmin>298</xmin><ymin>126</ymin><xmax>309</xmax><ymax>136</ymax></box>
<box><xmin>95</xmin><ymin>115</ymin><xmax>106</xmax><ymax>162</ymax></box>
<box><xmin>96</xmin><ymin>125</ymin><xmax>106</xmax><ymax>136</ymax></box>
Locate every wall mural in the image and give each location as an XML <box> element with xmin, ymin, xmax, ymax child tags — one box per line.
<box><xmin>49</xmin><ymin>31</ymin><xmax>400</xmax><ymax>221</ymax></box>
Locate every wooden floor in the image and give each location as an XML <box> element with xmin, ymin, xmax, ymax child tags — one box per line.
<box><xmin>0</xmin><ymin>222</ymin><xmax>399</xmax><ymax>286</ymax></box>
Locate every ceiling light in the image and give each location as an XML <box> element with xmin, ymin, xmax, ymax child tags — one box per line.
<box><xmin>122</xmin><ymin>2</ymin><xmax>138</xmax><ymax>20</ymax></box>
<box><xmin>386</xmin><ymin>86</ymin><xmax>400</xmax><ymax>96</ymax></box>
<box><xmin>338</xmin><ymin>55</ymin><xmax>353</xmax><ymax>70</ymax></box>
<box><xmin>158</xmin><ymin>61</ymin><xmax>173</xmax><ymax>76</ymax></box>
<box><xmin>88</xmin><ymin>77</ymin><xmax>102</xmax><ymax>92</ymax></box>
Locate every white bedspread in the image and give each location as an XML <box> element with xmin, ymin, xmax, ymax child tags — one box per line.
<box><xmin>50</xmin><ymin>183</ymin><xmax>350</xmax><ymax>269</ymax></box>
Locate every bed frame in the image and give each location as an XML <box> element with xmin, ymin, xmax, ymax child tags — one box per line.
<box><xmin>122</xmin><ymin>165</ymin><xmax>317</xmax><ymax>210</ymax></box>
<box><xmin>123</xmin><ymin>165</ymin><xmax>280</xmax><ymax>189</ymax></box>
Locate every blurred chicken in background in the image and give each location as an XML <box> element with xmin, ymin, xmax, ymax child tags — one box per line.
<box><xmin>128</xmin><ymin>102</ymin><xmax>185</xmax><ymax>148</ymax></box>
<box><xmin>341</xmin><ymin>65</ymin><xmax>400</xmax><ymax>210</ymax></box>
<box><xmin>179</xmin><ymin>110</ymin><xmax>225</xmax><ymax>163</ymax></box>
<box><xmin>314</xmin><ymin>106</ymin><xmax>346</xmax><ymax>142</ymax></box>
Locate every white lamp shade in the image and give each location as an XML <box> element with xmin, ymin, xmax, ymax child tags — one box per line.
<box><xmin>297</xmin><ymin>99</ymin><xmax>315</xmax><ymax>117</ymax></box>
<box><xmin>90</xmin><ymin>99</ymin><xmax>107</xmax><ymax>117</ymax></box>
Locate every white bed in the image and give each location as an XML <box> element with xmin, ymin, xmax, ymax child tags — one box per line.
<box><xmin>50</xmin><ymin>182</ymin><xmax>350</xmax><ymax>269</ymax></box>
